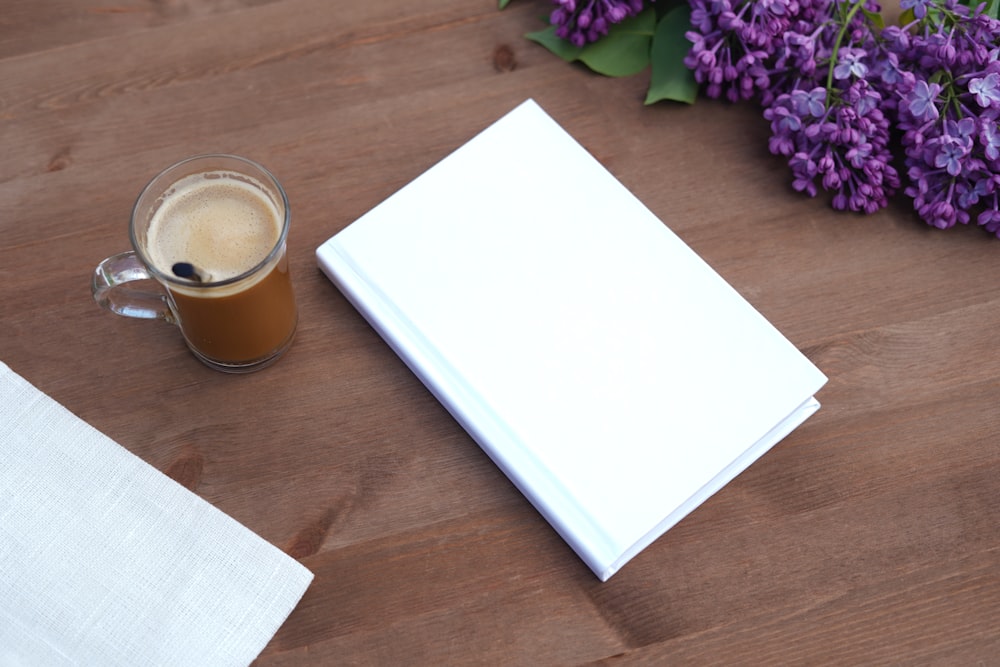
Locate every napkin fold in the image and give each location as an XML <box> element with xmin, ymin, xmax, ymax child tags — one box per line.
<box><xmin>0</xmin><ymin>361</ymin><xmax>313</xmax><ymax>666</ymax></box>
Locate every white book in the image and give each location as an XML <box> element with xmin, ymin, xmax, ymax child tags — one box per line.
<box><xmin>316</xmin><ymin>99</ymin><xmax>828</xmax><ymax>581</ymax></box>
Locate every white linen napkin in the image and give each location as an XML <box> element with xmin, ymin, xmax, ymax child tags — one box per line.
<box><xmin>0</xmin><ymin>361</ymin><xmax>313</xmax><ymax>666</ymax></box>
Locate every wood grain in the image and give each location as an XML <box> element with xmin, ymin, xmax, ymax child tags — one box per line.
<box><xmin>2</xmin><ymin>0</ymin><xmax>998</xmax><ymax>664</ymax></box>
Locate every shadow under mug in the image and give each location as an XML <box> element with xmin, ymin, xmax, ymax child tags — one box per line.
<box><xmin>93</xmin><ymin>154</ymin><xmax>297</xmax><ymax>373</ymax></box>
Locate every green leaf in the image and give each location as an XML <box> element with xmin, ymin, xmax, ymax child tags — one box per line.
<box><xmin>526</xmin><ymin>25</ymin><xmax>584</xmax><ymax>62</ymax></box>
<box><xmin>644</xmin><ymin>5</ymin><xmax>698</xmax><ymax>104</ymax></box>
<box><xmin>652</xmin><ymin>0</ymin><xmax>691</xmax><ymax>19</ymax></box>
<box><xmin>577</xmin><ymin>8</ymin><xmax>655</xmax><ymax>77</ymax></box>
<box><xmin>861</xmin><ymin>7</ymin><xmax>884</xmax><ymax>30</ymax></box>
<box><xmin>498</xmin><ymin>0</ymin><xmax>511</xmax><ymax>9</ymax></box>
<box><xmin>526</xmin><ymin>8</ymin><xmax>654</xmax><ymax>78</ymax></box>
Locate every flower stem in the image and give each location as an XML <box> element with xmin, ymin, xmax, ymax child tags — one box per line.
<box><xmin>825</xmin><ymin>0</ymin><xmax>868</xmax><ymax>103</ymax></box>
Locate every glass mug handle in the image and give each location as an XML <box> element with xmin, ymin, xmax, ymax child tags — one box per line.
<box><xmin>92</xmin><ymin>251</ymin><xmax>176</xmax><ymax>323</ymax></box>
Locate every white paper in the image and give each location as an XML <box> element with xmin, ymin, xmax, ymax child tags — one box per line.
<box><xmin>0</xmin><ymin>361</ymin><xmax>313</xmax><ymax>666</ymax></box>
<box><xmin>317</xmin><ymin>99</ymin><xmax>827</xmax><ymax>580</ymax></box>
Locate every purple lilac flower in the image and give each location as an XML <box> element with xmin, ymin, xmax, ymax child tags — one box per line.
<box><xmin>765</xmin><ymin>0</ymin><xmax>883</xmax><ymax>104</ymax></box>
<box><xmin>900</xmin><ymin>0</ymin><xmax>934</xmax><ymax>19</ymax></box>
<box><xmin>682</xmin><ymin>0</ymin><xmax>1000</xmax><ymax>231</ymax></box>
<box><xmin>766</xmin><ymin>80</ymin><xmax>900</xmax><ymax>213</ymax></box>
<box><xmin>685</xmin><ymin>0</ymin><xmax>801</xmax><ymax>102</ymax></box>
<box><xmin>833</xmin><ymin>47</ymin><xmax>869</xmax><ymax>81</ymax></box>
<box><xmin>933</xmin><ymin>137</ymin><xmax>968</xmax><ymax>177</ymax></box>
<box><xmin>887</xmin><ymin>0</ymin><xmax>1000</xmax><ymax>234</ymax></box>
<box><xmin>550</xmin><ymin>0</ymin><xmax>646</xmax><ymax>46</ymax></box>
<box><xmin>968</xmin><ymin>72</ymin><xmax>1000</xmax><ymax>108</ymax></box>
<box><xmin>979</xmin><ymin>203</ymin><xmax>1000</xmax><ymax>235</ymax></box>
<box><xmin>982</xmin><ymin>122</ymin><xmax>1000</xmax><ymax>161</ymax></box>
<box><xmin>753</xmin><ymin>0</ymin><xmax>899</xmax><ymax>212</ymax></box>
<box><xmin>906</xmin><ymin>80</ymin><xmax>942</xmax><ymax>122</ymax></box>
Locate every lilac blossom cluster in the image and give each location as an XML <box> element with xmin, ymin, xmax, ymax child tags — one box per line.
<box><xmin>549</xmin><ymin>0</ymin><xmax>647</xmax><ymax>46</ymax></box>
<box><xmin>684</xmin><ymin>0</ymin><xmax>1000</xmax><ymax>236</ymax></box>
<box><xmin>882</xmin><ymin>1</ymin><xmax>1000</xmax><ymax>232</ymax></box>
<box><xmin>686</xmin><ymin>0</ymin><xmax>900</xmax><ymax>214</ymax></box>
<box><xmin>685</xmin><ymin>0</ymin><xmax>801</xmax><ymax>102</ymax></box>
<box><xmin>765</xmin><ymin>79</ymin><xmax>900</xmax><ymax>212</ymax></box>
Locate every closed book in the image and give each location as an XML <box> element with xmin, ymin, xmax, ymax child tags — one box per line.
<box><xmin>316</xmin><ymin>99</ymin><xmax>828</xmax><ymax>581</ymax></box>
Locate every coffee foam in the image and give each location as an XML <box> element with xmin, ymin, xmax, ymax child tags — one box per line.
<box><xmin>146</xmin><ymin>171</ymin><xmax>282</xmax><ymax>286</ymax></box>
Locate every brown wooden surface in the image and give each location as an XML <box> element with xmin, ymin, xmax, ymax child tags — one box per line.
<box><xmin>2</xmin><ymin>1</ymin><xmax>998</xmax><ymax>664</ymax></box>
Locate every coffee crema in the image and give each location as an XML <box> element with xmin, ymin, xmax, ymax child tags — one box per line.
<box><xmin>146</xmin><ymin>172</ymin><xmax>282</xmax><ymax>290</ymax></box>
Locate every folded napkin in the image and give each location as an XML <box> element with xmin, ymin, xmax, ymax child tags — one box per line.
<box><xmin>0</xmin><ymin>361</ymin><xmax>313</xmax><ymax>666</ymax></box>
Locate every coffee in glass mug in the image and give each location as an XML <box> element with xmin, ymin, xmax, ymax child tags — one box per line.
<box><xmin>93</xmin><ymin>154</ymin><xmax>297</xmax><ymax>373</ymax></box>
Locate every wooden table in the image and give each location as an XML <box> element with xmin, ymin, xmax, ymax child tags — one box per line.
<box><xmin>3</xmin><ymin>1</ymin><xmax>998</xmax><ymax>663</ymax></box>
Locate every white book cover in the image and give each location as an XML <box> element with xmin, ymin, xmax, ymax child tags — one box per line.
<box><xmin>316</xmin><ymin>99</ymin><xmax>828</xmax><ymax>581</ymax></box>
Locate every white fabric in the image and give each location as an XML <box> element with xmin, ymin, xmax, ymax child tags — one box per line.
<box><xmin>0</xmin><ymin>361</ymin><xmax>313</xmax><ymax>666</ymax></box>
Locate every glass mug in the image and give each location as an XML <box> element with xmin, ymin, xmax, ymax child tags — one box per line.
<box><xmin>93</xmin><ymin>154</ymin><xmax>297</xmax><ymax>373</ymax></box>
